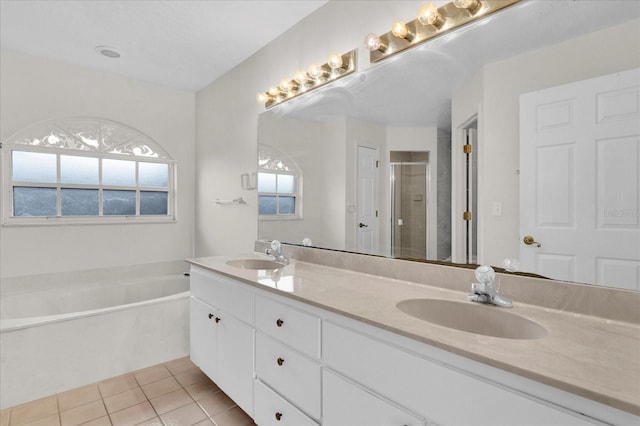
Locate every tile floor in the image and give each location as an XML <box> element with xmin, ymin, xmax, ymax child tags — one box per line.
<box><xmin>0</xmin><ymin>357</ymin><xmax>255</xmax><ymax>426</ymax></box>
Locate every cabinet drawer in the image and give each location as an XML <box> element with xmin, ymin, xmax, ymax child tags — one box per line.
<box><xmin>190</xmin><ymin>267</ymin><xmax>253</xmax><ymax>324</ymax></box>
<box><xmin>255</xmin><ymin>332</ymin><xmax>321</xmax><ymax>419</ymax></box>
<box><xmin>254</xmin><ymin>379</ymin><xmax>318</xmax><ymax>426</ymax></box>
<box><xmin>255</xmin><ymin>295</ymin><xmax>320</xmax><ymax>358</ymax></box>
<box><xmin>323</xmin><ymin>369</ymin><xmax>425</xmax><ymax>426</ymax></box>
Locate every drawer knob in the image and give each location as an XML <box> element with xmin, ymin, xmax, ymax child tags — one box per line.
<box><xmin>208</xmin><ymin>313</ymin><xmax>214</xmax><ymax>319</ymax></box>
<box><xmin>215</xmin><ymin>317</ymin><xmax>221</xmax><ymax>323</ymax></box>
<box><xmin>275</xmin><ymin>412</ymin><xmax>283</xmax><ymax>421</ymax></box>
<box><xmin>276</xmin><ymin>357</ymin><xmax>285</xmax><ymax>366</ymax></box>
<box><xmin>276</xmin><ymin>319</ymin><xmax>284</xmax><ymax>327</ymax></box>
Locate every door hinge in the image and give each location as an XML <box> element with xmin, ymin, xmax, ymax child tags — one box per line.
<box><xmin>463</xmin><ymin>144</ymin><xmax>472</xmax><ymax>154</ymax></box>
<box><xmin>463</xmin><ymin>211</ymin><xmax>472</xmax><ymax>221</ymax></box>
<box><xmin>375</xmin><ymin>210</ymin><xmax>378</xmax><ymax>218</ymax></box>
<box><xmin>375</xmin><ymin>160</ymin><xmax>380</xmax><ymax>168</ymax></box>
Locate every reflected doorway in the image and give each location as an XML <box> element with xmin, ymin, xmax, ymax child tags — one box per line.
<box><xmin>390</xmin><ymin>151</ymin><xmax>429</xmax><ymax>258</ymax></box>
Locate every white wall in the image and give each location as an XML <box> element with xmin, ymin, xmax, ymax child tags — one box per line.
<box><xmin>194</xmin><ymin>1</ymin><xmax>438</xmax><ymax>257</ymax></box>
<box><xmin>0</xmin><ymin>49</ymin><xmax>196</xmax><ymax>277</ymax></box>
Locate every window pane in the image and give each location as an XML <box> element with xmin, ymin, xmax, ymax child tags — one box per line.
<box><xmin>140</xmin><ymin>191</ymin><xmax>168</xmax><ymax>215</ymax></box>
<box><xmin>139</xmin><ymin>162</ymin><xmax>168</xmax><ymax>187</ymax></box>
<box><xmin>277</xmin><ymin>174</ymin><xmax>295</xmax><ymax>194</ymax></box>
<box><xmin>60</xmin><ymin>155</ymin><xmax>98</xmax><ymax>184</ymax></box>
<box><xmin>278</xmin><ymin>196</ymin><xmax>296</xmax><ymax>214</ymax></box>
<box><xmin>103</xmin><ymin>190</ymin><xmax>136</xmax><ymax>215</ymax></box>
<box><xmin>61</xmin><ymin>188</ymin><xmax>98</xmax><ymax>215</ymax></box>
<box><xmin>259</xmin><ymin>196</ymin><xmax>277</xmax><ymax>215</ymax></box>
<box><xmin>12</xmin><ymin>151</ymin><xmax>57</xmax><ymax>183</ymax></box>
<box><xmin>258</xmin><ymin>172</ymin><xmax>276</xmax><ymax>193</ymax></box>
<box><xmin>102</xmin><ymin>159</ymin><xmax>135</xmax><ymax>186</ymax></box>
<box><xmin>13</xmin><ymin>187</ymin><xmax>57</xmax><ymax>216</ymax></box>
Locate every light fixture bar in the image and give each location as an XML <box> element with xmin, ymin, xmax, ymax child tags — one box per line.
<box><xmin>369</xmin><ymin>0</ymin><xmax>519</xmax><ymax>63</ymax></box>
<box><xmin>257</xmin><ymin>49</ymin><xmax>357</xmax><ymax>110</ymax></box>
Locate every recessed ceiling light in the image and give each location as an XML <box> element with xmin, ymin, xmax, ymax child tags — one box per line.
<box><xmin>95</xmin><ymin>46</ymin><xmax>121</xmax><ymax>59</ymax></box>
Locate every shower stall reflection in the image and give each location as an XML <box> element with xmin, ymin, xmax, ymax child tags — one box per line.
<box><xmin>390</xmin><ymin>151</ymin><xmax>429</xmax><ymax>259</ymax></box>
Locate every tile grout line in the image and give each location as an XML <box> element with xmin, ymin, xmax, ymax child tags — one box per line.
<box><xmin>93</xmin><ymin>378</ymin><xmax>113</xmax><ymax>426</ymax></box>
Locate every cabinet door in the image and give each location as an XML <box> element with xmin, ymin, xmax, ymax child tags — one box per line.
<box><xmin>189</xmin><ymin>296</ymin><xmax>218</xmax><ymax>380</ymax></box>
<box><xmin>216</xmin><ymin>309</ymin><xmax>254</xmax><ymax>417</ymax></box>
<box><xmin>323</xmin><ymin>369</ymin><xmax>425</xmax><ymax>426</ymax></box>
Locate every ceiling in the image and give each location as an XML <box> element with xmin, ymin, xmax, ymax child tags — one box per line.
<box><xmin>0</xmin><ymin>0</ymin><xmax>328</xmax><ymax>92</ymax></box>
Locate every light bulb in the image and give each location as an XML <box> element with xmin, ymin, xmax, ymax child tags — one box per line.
<box><xmin>308</xmin><ymin>64</ymin><xmax>321</xmax><ymax>78</ymax></box>
<box><xmin>391</xmin><ymin>21</ymin><xmax>408</xmax><ymax>38</ymax></box>
<box><xmin>308</xmin><ymin>63</ymin><xmax>327</xmax><ymax>80</ymax></box>
<box><xmin>256</xmin><ymin>92</ymin><xmax>269</xmax><ymax>104</ymax></box>
<box><xmin>294</xmin><ymin>70</ymin><xmax>309</xmax><ymax>85</ymax></box>
<box><xmin>417</xmin><ymin>2</ymin><xmax>444</xmax><ymax>27</ymax></box>
<box><xmin>279</xmin><ymin>79</ymin><xmax>293</xmax><ymax>92</ymax></box>
<box><xmin>454</xmin><ymin>0</ymin><xmax>481</xmax><ymax>12</ymax></box>
<box><xmin>327</xmin><ymin>52</ymin><xmax>343</xmax><ymax>70</ymax></box>
<box><xmin>364</xmin><ymin>33</ymin><xmax>385</xmax><ymax>52</ymax></box>
<box><xmin>268</xmin><ymin>86</ymin><xmax>280</xmax><ymax>97</ymax></box>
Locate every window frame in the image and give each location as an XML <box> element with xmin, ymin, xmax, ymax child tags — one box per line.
<box><xmin>2</xmin><ymin>138</ymin><xmax>177</xmax><ymax>227</ymax></box>
<box><xmin>257</xmin><ymin>170</ymin><xmax>303</xmax><ymax>221</ymax></box>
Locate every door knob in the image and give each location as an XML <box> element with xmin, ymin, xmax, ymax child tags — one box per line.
<box><xmin>523</xmin><ymin>235</ymin><xmax>541</xmax><ymax>247</ymax></box>
<box><xmin>359</xmin><ymin>222</ymin><xmax>368</xmax><ymax>228</ymax></box>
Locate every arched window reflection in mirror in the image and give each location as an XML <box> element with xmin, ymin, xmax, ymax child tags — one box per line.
<box><xmin>258</xmin><ymin>144</ymin><xmax>302</xmax><ymax>219</ymax></box>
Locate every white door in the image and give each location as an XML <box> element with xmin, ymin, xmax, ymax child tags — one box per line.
<box><xmin>520</xmin><ymin>68</ymin><xmax>640</xmax><ymax>290</ymax></box>
<box><xmin>357</xmin><ymin>146</ymin><xmax>379</xmax><ymax>254</ymax></box>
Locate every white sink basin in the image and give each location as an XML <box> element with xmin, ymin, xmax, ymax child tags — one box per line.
<box><xmin>396</xmin><ymin>298</ymin><xmax>547</xmax><ymax>340</ymax></box>
<box><xmin>226</xmin><ymin>259</ymin><xmax>285</xmax><ymax>270</ymax></box>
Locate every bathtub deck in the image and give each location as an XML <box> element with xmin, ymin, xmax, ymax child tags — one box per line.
<box><xmin>0</xmin><ymin>357</ymin><xmax>255</xmax><ymax>426</ymax></box>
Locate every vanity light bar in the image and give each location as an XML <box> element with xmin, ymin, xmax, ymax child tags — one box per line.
<box><xmin>367</xmin><ymin>0</ymin><xmax>520</xmax><ymax>63</ymax></box>
<box><xmin>257</xmin><ymin>50</ymin><xmax>357</xmax><ymax>110</ymax></box>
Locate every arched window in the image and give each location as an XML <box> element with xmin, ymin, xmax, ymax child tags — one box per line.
<box><xmin>258</xmin><ymin>144</ymin><xmax>302</xmax><ymax>219</ymax></box>
<box><xmin>1</xmin><ymin>118</ymin><xmax>176</xmax><ymax>225</ymax></box>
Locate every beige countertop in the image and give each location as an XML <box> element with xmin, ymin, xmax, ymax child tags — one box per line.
<box><xmin>187</xmin><ymin>255</ymin><xmax>640</xmax><ymax>416</ymax></box>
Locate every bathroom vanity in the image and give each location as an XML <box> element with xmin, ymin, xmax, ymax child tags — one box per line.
<box><xmin>187</xmin><ymin>249</ymin><xmax>639</xmax><ymax>425</ymax></box>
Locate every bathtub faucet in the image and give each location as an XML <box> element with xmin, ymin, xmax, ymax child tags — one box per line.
<box><xmin>265</xmin><ymin>240</ymin><xmax>289</xmax><ymax>265</ymax></box>
<box><xmin>467</xmin><ymin>265</ymin><xmax>512</xmax><ymax>308</ymax></box>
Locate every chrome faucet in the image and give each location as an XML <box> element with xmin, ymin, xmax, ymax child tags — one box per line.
<box><xmin>468</xmin><ymin>265</ymin><xmax>512</xmax><ymax>308</ymax></box>
<box><xmin>265</xmin><ymin>240</ymin><xmax>289</xmax><ymax>265</ymax></box>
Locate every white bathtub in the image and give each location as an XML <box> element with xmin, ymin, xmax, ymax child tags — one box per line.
<box><xmin>0</xmin><ymin>261</ymin><xmax>190</xmax><ymax>409</ymax></box>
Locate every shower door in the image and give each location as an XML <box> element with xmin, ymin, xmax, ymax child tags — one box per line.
<box><xmin>390</xmin><ymin>157</ymin><xmax>429</xmax><ymax>259</ymax></box>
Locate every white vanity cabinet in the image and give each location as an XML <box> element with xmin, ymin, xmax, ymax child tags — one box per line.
<box><xmin>189</xmin><ymin>268</ymin><xmax>254</xmax><ymax>417</ymax></box>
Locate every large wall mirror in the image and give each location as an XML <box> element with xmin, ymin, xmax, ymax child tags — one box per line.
<box><xmin>258</xmin><ymin>0</ymin><xmax>640</xmax><ymax>291</ymax></box>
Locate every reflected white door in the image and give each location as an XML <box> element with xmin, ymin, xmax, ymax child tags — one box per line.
<box><xmin>357</xmin><ymin>146</ymin><xmax>379</xmax><ymax>254</ymax></box>
<box><xmin>520</xmin><ymin>68</ymin><xmax>640</xmax><ymax>290</ymax></box>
